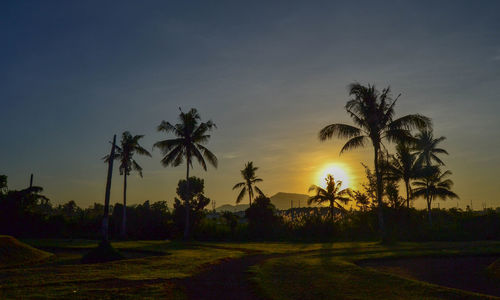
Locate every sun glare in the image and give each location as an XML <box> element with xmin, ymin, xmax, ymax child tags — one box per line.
<box><xmin>317</xmin><ymin>163</ymin><xmax>351</xmax><ymax>189</ymax></box>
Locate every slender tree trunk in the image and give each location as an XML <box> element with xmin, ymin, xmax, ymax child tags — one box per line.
<box><xmin>102</xmin><ymin>134</ymin><xmax>116</xmax><ymax>242</ymax></box>
<box><xmin>121</xmin><ymin>173</ymin><xmax>127</xmax><ymax>239</ymax></box>
<box><xmin>330</xmin><ymin>200</ymin><xmax>334</xmax><ymax>223</ymax></box>
<box><xmin>374</xmin><ymin>145</ymin><xmax>387</xmax><ymax>241</ymax></box>
<box><xmin>248</xmin><ymin>182</ymin><xmax>252</xmax><ymax>206</ymax></box>
<box><xmin>427</xmin><ymin>196</ymin><xmax>432</xmax><ymax>225</ymax></box>
<box><xmin>183</xmin><ymin>161</ymin><xmax>190</xmax><ymax>239</ymax></box>
<box><xmin>405</xmin><ymin>180</ymin><xmax>410</xmax><ymax>209</ymax></box>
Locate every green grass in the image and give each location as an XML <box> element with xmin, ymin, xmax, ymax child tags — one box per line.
<box><xmin>1</xmin><ymin>239</ymin><xmax>244</xmax><ymax>299</ymax></box>
<box><xmin>0</xmin><ymin>235</ymin><xmax>53</xmax><ymax>268</ymax></box>
<box><xmin>250</xmin><ymin>241</ymin><xmax>500</xmax><ymax>300</ymax></box>
<box><xmin>2</xmin><ymin>239</ymin><xmax>500</xmax><ymax>299</ymax></box>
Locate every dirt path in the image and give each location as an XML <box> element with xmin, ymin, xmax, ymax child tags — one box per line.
<box><xmin>359</xmin><ymin>255</ymin><xmax>500</xmax><ymax>297</ymax></box>
<box><xmin>181</xmin><ymin>254</ymin><xmax>273</xmax><ymax>300</ymax></box>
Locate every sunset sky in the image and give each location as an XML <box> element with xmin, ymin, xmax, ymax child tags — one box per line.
<box><xmin>2</xmin><ymin>1</ymin><xmax>500</xmax><ymax>210</ymax></box>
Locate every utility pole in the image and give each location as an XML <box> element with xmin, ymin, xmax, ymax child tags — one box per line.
<box><xmin>102</xmin><ymin>134</ymin><xmax>116</xmax><ymax>242</ymax></box>
<box><xmin>29</xmin><ymin>173</ymin><xmax>33</xmax><ymax>189</ymax></box>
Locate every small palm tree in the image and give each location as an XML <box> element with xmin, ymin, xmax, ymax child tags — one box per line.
<box><xmin>352</xmin><ymin>190</ymin><xmax>370</xmax><ymax>212</ymax></box>
<box><xmin>232</xmin><ymin>161</ymin><xmax>263</xmax><ymax>206</ymax></box>
<box><xmin>107</xmin><ymin>131</ymin><xmax>151</xmax><ymax>238</ymax></box>
<box><xmin>385</xmin><ymin>142</ymin><xmax>419</xmax><ymax>208</ymax></box>
<box><xmin>319</xmin><ymin>83</ymin><xmax>430</xmax><ymax>238</ymax></box>
<box><xmin>154</xmin><ymin>108</ymin><xmax>217</xmax><ymax>239</ymax></box>
<box><xmin>412</xmin><ymin>166</ymin><xmax>458</xmax><ymax>223</ymax></box>
<box><xmin>308</xmin><ymin>175</ymin><xmax>351</xmax><ymax>223</ymax></box>
<box><xmin>414</xmin><ymin>129</ymin><xmax>448</xmax><ymax>167</ymax></box>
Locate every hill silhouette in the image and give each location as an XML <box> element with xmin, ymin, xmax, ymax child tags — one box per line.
<box><xmin>270</xmin><ymin>192</ymin><xmax>311</xmax><ymax>210</ymax></box>
<box><xmin>0</xmin><ymin>235</ymin><xmax>52</xmax><ymax>268</ymax></box>
<box><xmin>215</xmin><ymin>192</ymin><xmax>311</xmax><ymax>212</ymax></box>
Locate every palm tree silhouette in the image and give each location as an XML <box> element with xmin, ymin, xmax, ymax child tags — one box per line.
<box><xmin>319</xmin><ymin>83</ymin><xmax>430</xmax><ymax>239</ymax></box>
<box><xmin>232</xmin><ymin>161</ymin><xmax>263</xmax><ymax>206</ymax></box>
<box><xmin>412</xmin><ymin>166</ymin><xmax>458</xmax><ymax>223</ymax></box>
<box><xmin>154</xmin><ymin>108</ymin><xmax>217</xmax><ymax>239</ymax></box>
<box><xmin>308</xmin><ymin>175</ymin><xmax>351</xmax><ymax>223</ymax></box>
<box><xmin>106</xmin><ymin>131</ymin><xmax>151</xmax><ymax>238</ymax></box>
<box><xmin>414</xmin><ymin>129</ymin><xmax>448</xmax><ymax>167</ymax></box>
<box><xmin>385</xmin><ymin>142</ymin><xmax>419</xmax><ymax>208</ymax></box>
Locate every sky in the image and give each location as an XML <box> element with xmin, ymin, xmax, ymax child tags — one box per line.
<box><xmin>1</xmin><ymin>1</ymin><xmax>500</xmax><ymax>210</ymax></box>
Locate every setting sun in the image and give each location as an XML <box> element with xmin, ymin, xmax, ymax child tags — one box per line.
<box><xmin>316</xmin><ymin>163</ymin><xmax>351</xmax><ymax>189</ymax></box>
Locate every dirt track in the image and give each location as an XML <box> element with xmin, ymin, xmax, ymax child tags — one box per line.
<box><xmin>181</xmin><ymin>254</ymin><xmax>270</xmax><ymax>300</ymax></box>
<box><xmin>359</xmin><ymin>255</ymin><xmax>500</xmax><ymax>297</ymax></box>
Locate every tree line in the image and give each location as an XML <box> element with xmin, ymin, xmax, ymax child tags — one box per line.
<box><xmin>2</xmin><ymin>82</ymin><xmax>496</xmax><ymax>243</ymax></box>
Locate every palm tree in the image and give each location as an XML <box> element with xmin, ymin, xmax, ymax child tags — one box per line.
<box><xmin>154</xmin><ymin>108</ymin><xmax>217</xmax><ymax>239</ymax></box>
<box><xmin>308</xmin><ymin>175</ymin><xmax>351</xmax><ymax>223</ymax></box>
<box><xmin>319</xmin><ymin>83</ymin><xmax>431</xmax><ymax>239</ymax></box>
<box><xmin>414</xmin><ymin>129</ymin><xmax>448</xmax><ymax>167</ymax></box>
<box><xmin>232</xmin><ymin>161</ymin><xmax>263</xmax><ymax>206</ymax></box>
<box><xmin>385</xmin><ymin>142</ymin><xmax>419</xmax><ymax>208</ymax></box>
<box><xmin>412</xmin><ymin>166</ymin><xmax>458</xmax><ymax>223</ymax></box>
<box><xmin>107</xmin><ymin>131</ymin><xmax>151</xmax><ymax>238</ymax></box>
<box><xmin>352</xmin><ymin>189</ymin><xmax>370</xmax><ymax>212</ymax></box>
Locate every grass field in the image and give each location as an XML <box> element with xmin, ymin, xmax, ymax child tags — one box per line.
<box><xmin>0</xmin><ymin>239</ymin><xmax>499</xmax><ymax>299</ymax></box>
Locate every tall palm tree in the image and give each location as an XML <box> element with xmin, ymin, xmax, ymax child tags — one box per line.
<box><xmin>319</xmin><ymin>83</ymin><xmax>431</xmax><ymax>239</ymax></box>
<box><xmin>385</xmin><ymin>142</ymin><xmax>419</xmax><ymax>208</ymax></box>
<box><xmin>232</xmin><ymin>161</ymin><xmax>263</xmax><ymax>206</ymax></box>
<box><xmin>308</xmin><ymin>175</ymin><xmax>351</xmax><ymax>223</ymax></box>
<box><xmin>107</xmin><ymin>131</ymin><xmax>151</xmax><ymax>238</ymax></box>
<box><xmin>154</xmin><ymin>108</ymin><xmax>217</xmax><ymax>239</ymax></box>
<box><xmin>414</xmin><ymin>129</ymin><xmax>448</xmax><ymax>167</ymax></box>
<box><xmin>412</xmin><ymin>166</ymin><xmax>458</xmax><ymax>223</ymax></box>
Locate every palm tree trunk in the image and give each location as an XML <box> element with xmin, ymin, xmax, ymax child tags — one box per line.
<box><xmin>183</xmin><ymin>161</ymin><xmax>191</xmax><ymax>239</ymax></box>
<box><xmin>248</xmin><ymin>182</ymin><xmax>252</xmax><ymax>206</ymax></box>
<box><xmin>121</xmin><ymin>173</ymin><xmax>127</xmax><ymax>239</ymax></box>
<box><xmin>427</xmin><ymin>196</ymin><xmax>432</xmax><ymax>225</ymax></box>
<box><xmin>102</xmin><ymin>134</ymin><xmax>116</xmax><ymax>242</ymax></box>
<box><xmin>405</xmin><ymin>180</ymin><xmax>410</xmax><ymax>209</ymax></box>
<box><xmin>330</xmin><ymin>200</ymin><xmax>334</xmax><ymax>223</ymax></box>
<box><xmin>374</xmin><ymin>145</ymin><xmax>387</xmax><ymax>241</ymax></box>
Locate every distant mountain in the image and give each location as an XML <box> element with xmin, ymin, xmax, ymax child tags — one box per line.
<box><xmin>270</xmin><ymin>192</ymin><xmax>311</xmax><ymax>210</ymax></box>
<box><xmin>215</xmin><ymin>192</ymin><xmax>311</xmax><ymax>212</ymax></box>
<box><xmin>215</xmin><ymin>204</ymin><xmax>249</xmax><ymax>213</ymax></box>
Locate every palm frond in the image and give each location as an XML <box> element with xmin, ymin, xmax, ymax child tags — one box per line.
<box><xmin>390</xmin><ymin>114</ymin><xmax>431</xmax><ymax>131</ymax></box>
<box><xmin>197</xmin><ymin>144</ymin><xmax>218</xmax><ymax>168</ymax></box>
<box><xmin>340</xmin><ymin>136</ymin><xmax>368</xmax><ymax>154</ymax></box>
<box><xmin>233</xmin><ymin>182</ymin><xmax>245</xmax><ymax>190</ymax></box>
<box><xmin>319</xmin><ymin>123</ymin><xmax>362</xmax><ymax>140</ymax></box>
<box><xmin>236</xmin><ymin>186</ymin><xmax>246</xmax><ymax>204</ymax></box>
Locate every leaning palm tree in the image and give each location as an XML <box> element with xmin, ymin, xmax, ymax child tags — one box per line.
<box><xmin>232</xmin><ymin>161</ymin><xmax>263</xmax><ymax>206</ymax></box>
<box><xmin>412</xmin><ymin>166</ymin><xmax>458</xmax><ymax>224</ymax></box>
<box><xmin>154</xmin><ymin>108</ymin><xmax>217</xmax><ymax>239</ymax></box>
<box><xmin>414</xmin><ymin>129</ymin><xmax>448</xmax><ymax>167</ymax></box>
<box><xmin>385</xmin><ymin>142</ymin><xmax>419</xmax><ymax>208</ymax></box>
<box><xmin>106</xmin><ymin>131</ymin><xmax>151</xmax><ymax>238</ymax></box>
<box><xmin>319</xmin><ymin>83</ymin><xmax>431</xmax><ymax>239</ymax></box>
<box><xmin>308</xmin><ymin>175</ymin><xmax>351</xmax><ymax>223</ymax></box>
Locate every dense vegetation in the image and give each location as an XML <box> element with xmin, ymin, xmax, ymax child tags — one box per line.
<box><xmin>1</xmin><ymin>83</ymin><xmax>498</xmax><ymax>244</ymax></box>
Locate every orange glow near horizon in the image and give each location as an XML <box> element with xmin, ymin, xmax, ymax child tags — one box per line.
<box><xmin>316</xmin><ymin>163</ymin><xmax>352</xmax><ymax>189</ymax></box>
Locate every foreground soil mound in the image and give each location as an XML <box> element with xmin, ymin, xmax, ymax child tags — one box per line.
<box><xmin>487</xmin><ymin>258</ymin><xmax>500</xmax><ymax>279</ymax></box>
<box><xmin>0</xmin><ymin>235</ymin><xmax>53</xmax><ymax>267</ymax></box>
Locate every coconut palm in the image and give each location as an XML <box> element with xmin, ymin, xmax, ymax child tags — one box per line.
<box><xmin>154</xmin><ymin>108</ymin><xmax>217</xmax><ymax>239</ymax></box>
<box><xmin>232</xmin><ymin>161</ymin><xmax>263</xmax><ymax>206</ymax></box>
<box><xmin>414</xmin><ymin>129</ymin><xmax>448</xmax><ymax>167</ymax></box>
<box><xmin>319</xmin><ymin>83</ymin><xmax>431</xmax><ymax>239</ymax></box>
<box><xmin>352</xmin><ymin>189</ymin><xmax>370</xmax><ymax>212</ymax></box>
<box><xmin>308</xmin><ymin>175</ymin><xmax>351</xmax><ymax>223</ymax></box>
<box><xmin>412</xmin><ymin>166</ymin><xmax>458</xmax><ymax>223</ymax></box>
<box><xmin>385</xmin><ymin>142</ymin><xmax>419</xmax><ymax>208</ymax></box>
<box><xmin>106</xmin><ymin>131</ymin><xmax>151</xmax><ymax>238</ymax></box>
